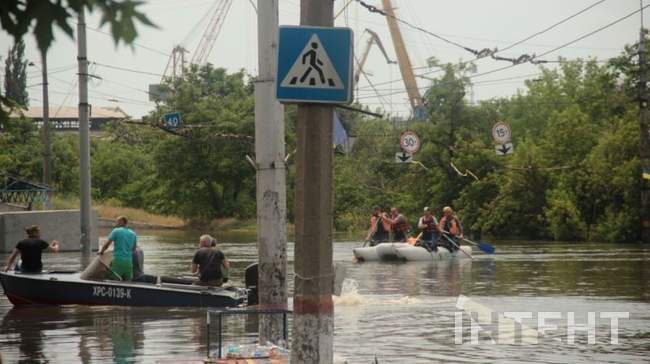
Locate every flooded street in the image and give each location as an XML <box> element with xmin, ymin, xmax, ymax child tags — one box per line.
<box><xmin>1</xmin><ymin>230</ymin><xmax>649</xmax><ymax>363</ymax></box>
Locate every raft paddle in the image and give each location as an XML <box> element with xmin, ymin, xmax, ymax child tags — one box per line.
<box><xmin>441</xmin><ymin>233</ymin><xmax>472</xmax><ymax>259</ymax></box>
<box><xmin>442</xmin><ymin>230</ymin><xmax>495</xmax><ymax>254</ymax></box>
<box><xmin>407</xmin><ymin>232</ymin><xmax>423</xmax><ymax>246</ymax></box>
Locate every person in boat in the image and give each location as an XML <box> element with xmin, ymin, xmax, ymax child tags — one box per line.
<box><xmin>131</xmin><ymin>246</ymin><xmax>145</xmax><ymax>282</ymax></box>
<box><xmin>191</xmin><ymin>234</ymin><xmax>230</xmax><ymax>286</ymax></box>
<box><xmin>365</xmin><ymin>206</ymin><xmax>391</xmax><ymax>246</ymax></box>
<box><xmin>389</xmin><ymin>207</ymin><xmax>409</xmax><ymax>242</ymax></box>
<box><xmin>439</xmin><ymin>206</ymin><xmax>462</xmax><ymax>252</ymax></box>
<box><xmin>3</xmin><ymin>225</ymin><xmax>59</xmax><ymax>273</ymax></box>
<box><xmin>98</xmin><ymin>216</ymin><xmax>138</xmax><ymax>281</ymax></box>
<box><xmin>417</xmin><ymin>207</ymin><xmax>439</xmax><ymax>252</ymax></box>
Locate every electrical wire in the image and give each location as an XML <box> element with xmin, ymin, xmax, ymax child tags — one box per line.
<box><xmin>536</xmin><ymin>3</ymin><xmax>650</xmax><ymax>59</ymax></box>
<box><xmin>90</xmin><ymin>62</ymin><xmax>165</xmax><ymax>78</ymax></box>
<box><xmin>352</xmin><ymin>0</ymin><xmax>496</xmax><ymax>58</ymax></box>
<box><xmin>84</xmin><ymin>25</ymin><xmax>171</xmax><ymax>58</ymax></box>
<box><xmin>497</xmin><ymin>0</ymin><xmax>608</xmax><ymax>54</ymax></box>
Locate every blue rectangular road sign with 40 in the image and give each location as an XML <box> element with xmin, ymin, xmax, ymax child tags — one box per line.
<box><xmin>276</xmin><ymin>26</ymin><xmax>353</xmax><ymax>104</ymax></box>
<box><xmin>163</xmin><ymin>112</ymin><xmax>181</xmax><ymax>128</ymax></box>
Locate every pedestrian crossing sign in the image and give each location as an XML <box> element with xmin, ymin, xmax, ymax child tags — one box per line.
<box><xmin>277</xmin><ymin>26</ymin><xmax>353</xmax><ymax>104</ymax></box>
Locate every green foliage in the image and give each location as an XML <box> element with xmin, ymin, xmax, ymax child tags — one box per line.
<box><xmin>329</xmin><ymin>54</ymin><xmax>644</xmax><ymax>243</ymax></box>
<box><xmin>0</xmin><ymin>0</ymin><xmax>156</xmax><ymax>53</ymax></box>
<box><xmin>3</xmin><ymin>39</ymin><xmax>28</xmax><ymax>107</ymax></box>
<box><xmin>144</xmin><ymin>65</ymin><xmax>256</xmax><ymax>222</ymax></box>
<box><xmin>0</xmin><ymin>40</ymin><xmax>645</xmax><ymax>242</ymax></box>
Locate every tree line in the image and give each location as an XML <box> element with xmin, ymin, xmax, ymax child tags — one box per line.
<box><xmin>0</xmin><ymin>40</ymin><xmax>645</xmax><ymax>242</ymax></box>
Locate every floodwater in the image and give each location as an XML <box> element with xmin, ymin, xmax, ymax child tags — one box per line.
<box><xmin>1</xmin><ymin>229</ymin><xmax>649</xmax><ymax>363</ymax></box>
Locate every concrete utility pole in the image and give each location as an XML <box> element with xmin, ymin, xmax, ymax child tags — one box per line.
<box><xmin>255</xmin><ymin>0</ymin><xmax>287</xmax><ymax>343</ymax></box>
<box><xmin>291</xmin><ymin>1</ymin><xmax>335</xmax><ymax>362</ymax></box>
<box><xmin>639</xmin><ymin>3</ymin><xmax>650</xmax><ymax>243</ymax></box>
<box><xmin>77</xmin><ymin>8</ymin><xmax>93</xmax><ymax>258</ymax></box>
<box><xmin>40</xmin><ymin>51</ymin><xmax>52</xmax><ymax>210</ymax></box>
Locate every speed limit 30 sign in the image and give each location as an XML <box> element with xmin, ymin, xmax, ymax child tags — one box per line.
<box><xmin>400</xmin><ymin>131</ymin><xmax>421</xmax><ymax>154</ymax></box>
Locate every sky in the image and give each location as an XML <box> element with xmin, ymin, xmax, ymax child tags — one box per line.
<box><xmin>0</xmin><ymin>0</ymin><xmax>648</xmax><ymax>119</ymax></box>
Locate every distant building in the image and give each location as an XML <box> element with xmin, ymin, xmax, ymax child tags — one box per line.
<box><xmin>7</xmin><ymin>106</ymin><xmax>129</xmax><ymax>132</ymax></box>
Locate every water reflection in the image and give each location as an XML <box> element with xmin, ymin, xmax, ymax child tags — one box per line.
<box><xmin>0</xmin><ymin>234</ymin><xmax>649</xmax><ymax>363</ymax></box>
<box><xmin>1</xmin><ymin>306</ymin><xmax>208</xmax><ymax>363</ymax></box>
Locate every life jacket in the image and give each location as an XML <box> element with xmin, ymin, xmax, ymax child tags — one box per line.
<box><xmin>440</xmin><ymin>215</ymin><xmax>460</xmax><ymax>236</ymax></box>
<box><xmin>421</xmin><ymin>215</ymin><xmax>436</xmax><ymax>233</ymax></box>
<box><xmin>392</xmin><ymin>214</ymin><xmax>408</xmax><ymax>233</ymax></box>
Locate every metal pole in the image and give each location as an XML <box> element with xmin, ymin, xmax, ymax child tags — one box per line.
<box><xmin>255</xmin><ymin>0</ymin><xmax>288</xmax><ymax>344</ymax></box>
<box><xmin>77</xmin><ymin>7</ymin><xmax>93</xmax><ymax>259</ymax></box>
<box><xmin>206</xmin><ymin>311</ymin><xmax>210</xmax><ymax>359</ymax></box>
<box><xmin>218</xmin><ymin>314</ymin><xmax>223</xmax><ymax>359</ymax></box>
<box><xmin>640</xmin><ymin>2</ymin><xmax>650</xmax><ymax>243</ymax></box>
<box><xmin>40</xmin><ymin>51</ymin><xmax>52</xmax><ymax>210</ymax></box>
<box><xmin>291</xmin><ymin>1</ymin><xmax>335</xmax><ymax>362</ymax></box>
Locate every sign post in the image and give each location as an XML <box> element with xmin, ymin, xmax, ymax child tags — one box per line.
<box><xmin>277</xmin><ymin>7</ymin><xmax>352</xmax><ymax>363</ymax></box>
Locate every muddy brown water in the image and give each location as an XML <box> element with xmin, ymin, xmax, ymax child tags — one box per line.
<box><xmin>1</xmin><ymin>229</ymin><xmax>649</xmax><ymax>363</ymax></box>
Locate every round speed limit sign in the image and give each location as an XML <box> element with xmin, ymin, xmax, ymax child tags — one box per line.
<box><xmin>400</xmin><ymin>131</ymin><xmax>421</xmax><ymax>154</ymax></box>
<box><xmin>492</xmin><ymin>121</ymin><xmax>511</xmax><ymax>144</ymax></box>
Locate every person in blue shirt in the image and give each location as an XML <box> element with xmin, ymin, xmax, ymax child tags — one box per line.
<box><xmin>98</xmin><ymin>216</ymin><xmax>138</xmax><ymax>280</ymax></box>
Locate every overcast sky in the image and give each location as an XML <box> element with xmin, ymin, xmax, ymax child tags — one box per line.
<box><xmin>0</xmin><ymin>0</ymin><xmax>647</xmax><ymax>119</ymax></box>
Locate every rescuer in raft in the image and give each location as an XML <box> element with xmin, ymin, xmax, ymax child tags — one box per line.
<box><xmin>417</xmin><ymin>207</ymin><xmax>439</xmax><ymax>252</ymax></box>
<box><xmin>389</xmin><ymin>207</ymin><xmax>409</xmax><ymax>242</ymax></box>
<box><xmin>439</xmin><ymin>206</ymin><xmax>463</xmax><ymax>252</ymax></box>
<box><xmin>365</xmin><ymin>206</ymin><xmax>392</xmax><ymax>246</ymax></box>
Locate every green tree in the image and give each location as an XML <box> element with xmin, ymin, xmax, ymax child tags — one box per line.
<box><xmin>145</xmin><ymin>65</ymin><xmax>256</xmax><ymax>221</ymax></box>
<box><xmin>3</xmin><ymin>39</ymin><xmax>28</xmax><ymax>107</ymax></box>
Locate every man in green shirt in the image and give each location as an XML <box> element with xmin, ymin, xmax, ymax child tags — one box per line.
<box><xmin>98</xmin><ymin>216</ymin><xmax>138</xmax><ymax>280</ymax></box>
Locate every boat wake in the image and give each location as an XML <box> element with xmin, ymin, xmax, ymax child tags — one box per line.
<box><xmin>333</xmin><ymin>279</ymin><xmax>422</xmax><ymax>306</ymax></box>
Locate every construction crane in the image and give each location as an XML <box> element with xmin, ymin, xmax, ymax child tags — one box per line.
<box><xmin>161</xmin><ymin>0</ymin><xmax>233</xmax><ymax>81</ymax></box>
<box><xmin>381</xmin><ymin>0</ymin><xmax>426</xmax><ymax>118</ymax></box>
<box><xmin>191</xmin><ymin>0</ymin><xmax>233</xmax><ymax>66</ymax></box>
<box><xmin>354</xmin><ymin>29</ymin><xmax>396</xmax><ymax>85</ymax></box>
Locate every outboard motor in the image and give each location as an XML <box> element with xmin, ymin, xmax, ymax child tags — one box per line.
<box><xmin>245</xmin><ymin>263</ymin><xmax>258</xmax><ymax>306</ymax></box>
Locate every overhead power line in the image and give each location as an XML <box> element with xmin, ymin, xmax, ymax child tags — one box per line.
<box><xmin>352</xmin><ymin>0</ymin><xmax>497</xmax><ymax>59</ymax></box>
<box><xmin>84</xmin><ymin>24</ymin><xmax>171</xmax><ymax>58</ymax></box>
<box><xmin>90</xmin><ymin>62</ymin><xmax>165</xmax><ymax>78</ymax></box>
<box><xmin>536</xmin><ymin>3</ymin><xmax>650</xmax><ymax>59</ymax></box>
<box><xmin>497</xmin><ymin>0</ymin><xmax>607</xmax><ymax>54</ymax></box>
<box><xmin>355</xmin><ymin>0</ymin><xmax>614</xmax><ymax>93</ymax></box>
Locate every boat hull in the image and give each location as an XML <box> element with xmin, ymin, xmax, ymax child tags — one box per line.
<box><xmin>395</xmin><ymin>245</ymin><xmax>472</xmax><ymax>261</ymax></box>
<box><xmin>353</xmin><ymin>246</ymin><xmax>380</xmax><ymax>261</ymax></box>
<box><xmin>353</xmin><ymin>242</ymin><xmax>410</xmax><ymax>261</ymax></box>
<box><xmin>0</xmin><ymin>271</ymin><xmax>245</xmax><ymax>308</ymax></box>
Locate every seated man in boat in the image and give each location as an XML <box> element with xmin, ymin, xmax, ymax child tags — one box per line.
<box><xmin>417</xmin><ymin>207</ymin><xmax>439</xmax><ymax>252</ymax></box>
<box><xmin>438</xmin><ymin>206</ymin><xmax>462</xmax><ymax>252</ymax></box>
<box><xmin>98</xmin><ymin>216</ymin><xmax>138</xmax><ymax>281</ymax></box>
<box><xmin>131</xmin><ymin>246</ymin><xmax>145</xmax><ymax>282</ymax></box>
<box><xmin>3</xmin><ymin>225</ymin><xmax>59</xmax><ymax>273</ymax></box>
<box><xmin>191</xmin><ymin>234</ymin><xmax>229</xmax><ymax>286</ymax></box>
<box><xmin>389</xmin><ymin>207</ymin><xmax>409</xmax><ymax>242</ymax></box>
<box><xmin>364</xmin><ymin>206</ymin><xmax>391</xmax><ymax>246</ymax></box>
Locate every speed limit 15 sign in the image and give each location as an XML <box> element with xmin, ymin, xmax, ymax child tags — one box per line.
<box><xmin>492</xmin><ymin>121</ymin><xmax>511</xmax><ymax>144</ymax></box>
<box><xmin>400</xmin><ymin>131</ymin><xmax>421</xmax><ymax>154</ymax></box>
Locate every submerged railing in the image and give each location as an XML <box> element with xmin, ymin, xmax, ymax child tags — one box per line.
<box><xmin>206</xmin><ymin>308</ymin><xmax>292</xmax><ymax>360</ymax></box>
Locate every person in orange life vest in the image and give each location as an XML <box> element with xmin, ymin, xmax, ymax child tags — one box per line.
<box><xmin>389</xmin><ymin>207</ymin><xmax>409</xmax><ymax>242</ymax></box>
<box><xmin>417</xmin><ymin>207</ymin><xmax>439</xmax><ymax>251</ymax></box>
<box><xmin>365</xmin><ymin>206</ymin><xmax>391</xmax><ymax>246</ymax></box>
<box><xmin>439</xmin><ymin>206</ymin><xmax>463</xmax><ymax>252</ymax></box>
